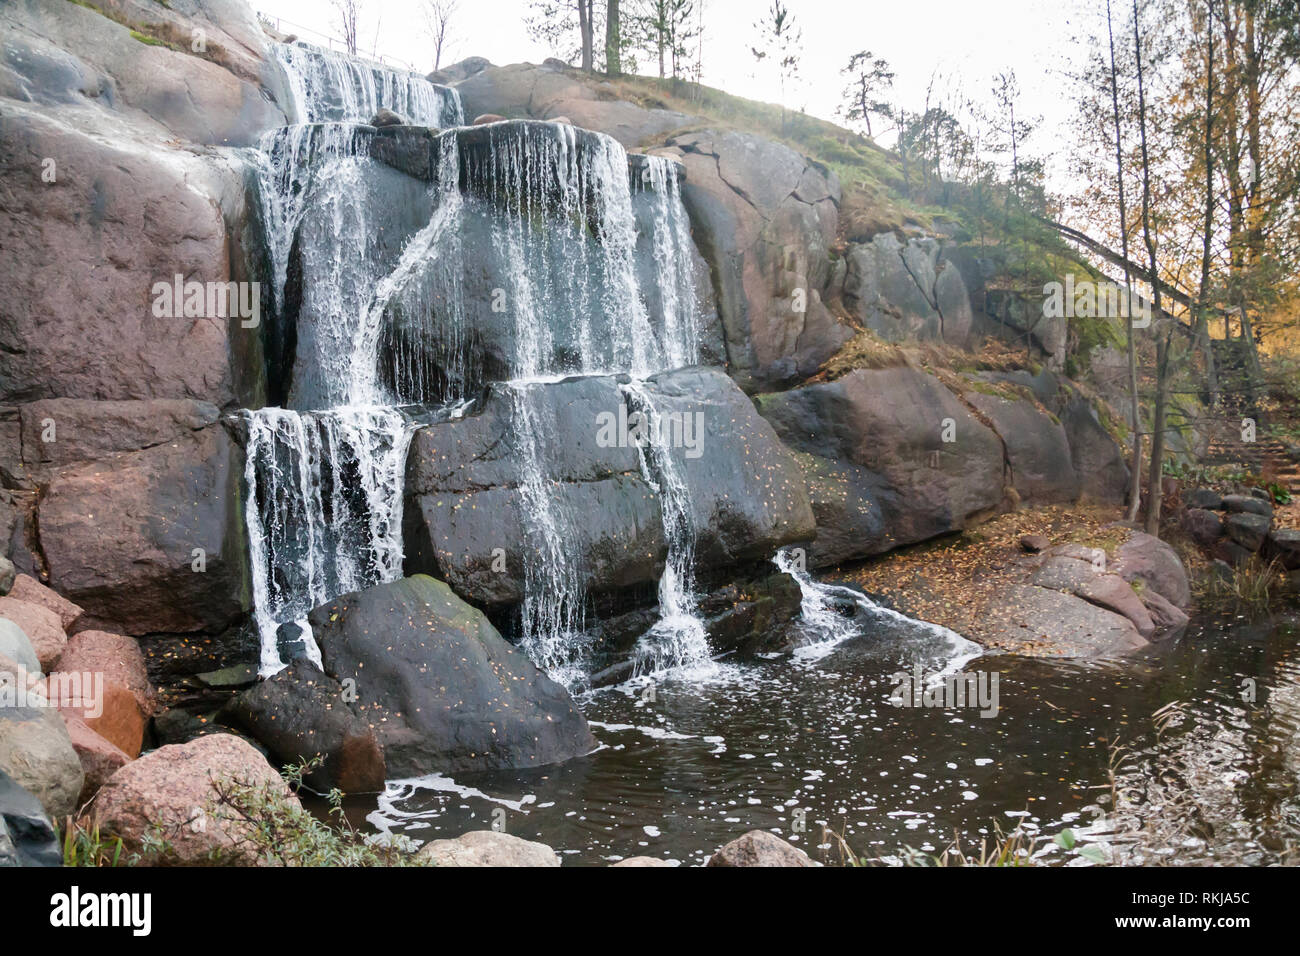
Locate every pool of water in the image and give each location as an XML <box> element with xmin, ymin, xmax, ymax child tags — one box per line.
<box><xmin>360</xmin><ymin>590</ymin><xmax>1300</xmax><ymax>866</ymax></box>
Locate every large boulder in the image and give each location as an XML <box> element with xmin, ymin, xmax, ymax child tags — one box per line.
<box><xmin>756</xmin><ymin>365</ymin><xmax>1005</xmax><ymax>567</ymax></box>
<box><xmin>6</xmin><ymin>574</ymin><xmax>83</xmax><ymax>630</ymax></box>
<box><xmin>842</xmin><ymin>234</ymin><xmax>974</xmax><ymax>346</ymax></box>
<box><xmin>309</xmin><ymin>575</ymin><xmax>595</xmax><ymax>777</ymax></box>
<box><xmin>53</xmin><ymin>630</ymin><xmax>157</xmax><ymax>757</ymax></box>
<box><xmin>88</xmin><ymin>733</ymin><xmax>297</xmax><ymax>865</ymax></box>
<box><xmin>0</xmin><ymin>767</ymin><xmax>62</xmax><ymax>867</ymax></box>
<box><xmin>37</xmin><ymin>423</ymin><xmax>249</xmax><ymax>635</ymax></box>
<box><xmin>0</xmin><ymin>676</ymin><xmax>84</xmax><ymax>819</ymax></box>
<box><xmin>226</xmin><ymin>661</ymin><xmax>386</xmax><ymax>793</ymax></box>
<box><xmin>965</xmin><ymin>389</ymin><xmax>1079</xmax><ymax>504</ymax></box>
<box><xmin>668</xmin><ymin>128</ymin><xmax>849</xmax><ymax>390</ymax></box>
<box><xmin>1028</xmin><ymin>556</ymin><xmax>1154</xmax><ymax>638</ymax></box>
<box><xmin>1112</xmin><ymin>531</ymin><xmax>1192</xmax><ymax>608</ymax></box>
<box><xmin>415</xmin><ymin>829</ymin><xmax>560</xmax><ymax>867</ymax></box>
<box><xmin>0</xmin><ymin>104</ymin><xmax>261</xmax><ymax>406</ymax></box>
<box><xmin>61</xmin><ymin>713</ymin><xmax>131</xmax><ymax>807</ymax></box>
<box><xmin>405</xmin><ymin>370</ymin><xmax>814</xmax><ymax>607</ymax></box>
<box><xmin>0</xmin><ymin>597</ymin><xmax>65</xmax><ymax>671</ymax></box>
<box><xmin>979</xmin><ymin>584</ymin><xmax>1148</xmax><ymax>657</ymax></box>
<box><xmin>707</xmin><ymin>829</ymin><xmax>815</xmax><ymax>867</ymax></box>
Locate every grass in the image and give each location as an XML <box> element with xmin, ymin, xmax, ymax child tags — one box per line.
<box><xmin>1205</xmin><ymin>555</ymin><xmax>1287</xmax><ymax>617</ymax></box>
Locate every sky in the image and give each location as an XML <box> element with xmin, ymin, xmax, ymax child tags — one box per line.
<box><xmin>254</xmin><ymin>0</ymin><xmax>1108</xmax><ymax>190</ymax></box>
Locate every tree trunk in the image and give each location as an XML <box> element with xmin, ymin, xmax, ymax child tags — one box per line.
<box><xmin>578</xmin><ymin>0</ymin><xmax>594</xmax><ymax>71</ymax></box>
<box><xmin>1133</xmin><ymin>0</ymin><xmax>1166</xmax><ymax>536</ymax></box>
<box><xmin>605</xmin><ymin>0</ymin><xmax>620</xmax><ymax>76</ymax></box>
<box><xmin>1195</xmin><ymin>0</ymin><xmax>1220</xmax><ymax>408</ymax></box>
<box><xmin>1107</xmin><ymin>0</ymin><xmax>1144</xmax><ymax>523</ymax></box>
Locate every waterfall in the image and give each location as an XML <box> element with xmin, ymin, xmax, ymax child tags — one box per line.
<box><xmin>242</xmin><ymin>47</ymin><xmax>465</xmax><ymax>674</ymax></box>
<box><xmin>244</xmin><ymin>407</ymin><xmax>412</xmax><ymax>674</ymax></box>
<box><xmin>509</xmin><ymin>383</ymin><xmax>590</xmax><ymax>689</ymax></box>
<box><xmin>635</xmin><ymin>156</ymin><xmax>701</xmax><ymax>370</ymax></box>
<box><xmin>773</xmin><ymin>547</ymin><xmax>861</xmax><ymax>648</ymax></box>
<box><xmin>250</xmin><ymin>43</ymin><xmax>710</xmax><ymax>684</ymax></box>
<box><xmin>270</xmin><ymin>41</ymin><xmax>463</xmax><ymax>126</ymax></box>
<box><xmin>622</xmin><ymin>381</ymin><xmax>711</xmax><ymax>677</ymax></box>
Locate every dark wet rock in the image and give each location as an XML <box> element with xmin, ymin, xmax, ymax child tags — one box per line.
<box><xmin>707</xmin><ymin>829</ymin><xmax>815</xmax><ymax>867</ymax></box>
<box><xmin>37</xmin><ymin>424</ymin><xmax>249</xmax><ymax>636</ymax></box>
<box><xmin>1185</xmin><ymin>488</ymin><xmax>1223</xmax><ymax>511</ymax></box>
<box><xmin>756</xmin><ymin>366</ymin><xmax>1004</xmax><ymax>567</ymax></box>
<box><xmin>368</xmin><ymin>107</ymin><xmax>408</xmax><ymax>127</ymax></box>
<box><xmin>1213</xmin><ymin>538</ymin><xmax>1256</xmax><ymax>567</ymax></box>
<box><xmin>0</xmin><ymin>557</ymin><xmax>12</xmax><ymax>597</ymax></box>
<box><xmin>1060</xmin><ymin>397</ymin><xmax>1130</xmax><ymax>503</ymax></box>
<box><xmin>1181</xmin><ymin>507</ymin><xmax>1224</xmax><ymax>546</ymax></box>
<box><xmin>405</xmin><ymin>370</ymin><xmax>813</xmax><ymax>608</ymax></box>
<box><xmin>1266</xmin><ymin>529</ymin><xmax>1300</xmax><ymax>570</ymax></box>
<box><xmin>1113</xmin><ymin>531</ymin><xmax>1192</xmax><ymax>609</ymax></box>
<box><xmin>1222</xmin><ymin>494</ymin><xmax>1272</xmax><ymax>519</ymax></box>
<box><xmin>0</xmin><ymin>767</ymin><xmax>61</xmax><ymax>867</ymax></box>
<box><xmin>309</xmin><ymin>575</ymin><xmax>595</xmax><ymax>776</ymax></box>
<box><xmin>275</xmin><ymin>621</ymin><xmax>315</xmax><ymax>666</ymax></box>
<box><xmin>226</xmin><ymin>662</ymin><xmax>385</xmax><ymax>794</ymax></box>
<box><xmin>1224</xmin><ymin>512</ymin><xmax>1270</xmax><ymax>552</ymax></box>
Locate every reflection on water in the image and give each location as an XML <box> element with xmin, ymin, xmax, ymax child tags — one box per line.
<box><xmin>363</xmin><ymin>594</ymin><xmax>1300</xmax><ymax>866</ymax></box>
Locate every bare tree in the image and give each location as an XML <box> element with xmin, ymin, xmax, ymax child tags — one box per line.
<box><xmin>332</xmin><ymin>0</ymin><xmax>360</xmax><ymax>56</ymax></box>
<box><xmin>423</xmin><ymin>0</ymin><xmax>460</xmax><ymax>72</ymax></box>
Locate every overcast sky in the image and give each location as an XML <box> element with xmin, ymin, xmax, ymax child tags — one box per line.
<box><xmin>254</xmin><ymin>0</ymin><xmax>1104</xmax><ymax>189</ymax></box>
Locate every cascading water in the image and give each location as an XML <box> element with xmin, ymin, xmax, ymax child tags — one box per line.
<box><xmin>244</xmin><ymin>407</ymin><xmax>412</xmax><ymax>673</ymax></box>
<box><xmin>459</xmin><ymin>127</ymin><xmax>707</xmax><ymax>681</ymax></box>
<box><xmin>243</xmin><ymin>46</ymin><xmax>465</xmax><ymax>673</ymax></box>
<box><xmin>509</xmin><ymin>382</ymin><xmax>590</xmax><ymax>688</ymax></box>
<box><xmin>270</xmin><ymin>41</ymin><xmax>463</xmax><ymax>126</ymax></box>
<box><xmin>622</xmin><ymin>381</ymin><xmax>711</xmax><ymax>677</ymax></box>
<box><xmin>635</xmin><ymin>156</ymin><xmax>701</xmax><ymax>370</ymax></box>
<box><xmin>773</xmin><ymin>547</ymin><xmax>982</xmax><ymax>671</ymax></box>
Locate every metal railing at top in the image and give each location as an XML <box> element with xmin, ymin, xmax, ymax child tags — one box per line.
<box><xmin>256</xmin><ymin>9</ymin><xmax>427</xmax><ymax>75</ymax></box>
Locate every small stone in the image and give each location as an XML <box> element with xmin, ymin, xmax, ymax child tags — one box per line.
<box><xmin>1184</xmin><ymin>488</ymin><xmax>1223</xmax><ymax>510</ymax></box>
<box><xmin>1222</xmin><ymin>494</ymin><xmax>1272</xmax><ymax>518</ymax></box>
<box><xmin>707</xmin><ymin>830</ymin><xmax>815</xmax><ymax>867</ymax></box>
<box><xmin>1224</xmin><ymin>512</ymin><xmax>1270</xmax><ymax>552</ymax></box>
<box><xmin>415</xmin><ymin>830</ymin><xmax>560</xmax><ymax>867</ymax></box>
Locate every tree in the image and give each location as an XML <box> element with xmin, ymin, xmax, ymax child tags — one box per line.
<box><xmin>634</xmin><ymin>0</ymin><xmax>699</xmax><ymax>81</ymax></box>
<box><xmin>1103</xmin><ymin>0</ymin><xmax>1145</xmax><ymax>522</ymax></box>
<box><xmin>332</xmin><ymin>0</ymin><xmax>360</xmax><ymax>56</ymax></box>
<box><xmin>839</xmin><ymin>51</ymin><xmax>894</xmax><ymax>140</ymax></box>
<box><xmin>606</xmin><ymin>0</ymin><xmax>622</xmax><ymax>75</ymax></box>
<box><xmin>750</xmin><ymin>1</ymin><xmax>801</xmax><ymax>133</ymax></box>
<box><xmin>526</xmin><ymin>0</ymin><xmax>597</xmax><ymax>70</ymax></box>
<box><xmin>423</xmin><ymin>0</ymin><xmax>459</xmax><ymax>72</ymax></box>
